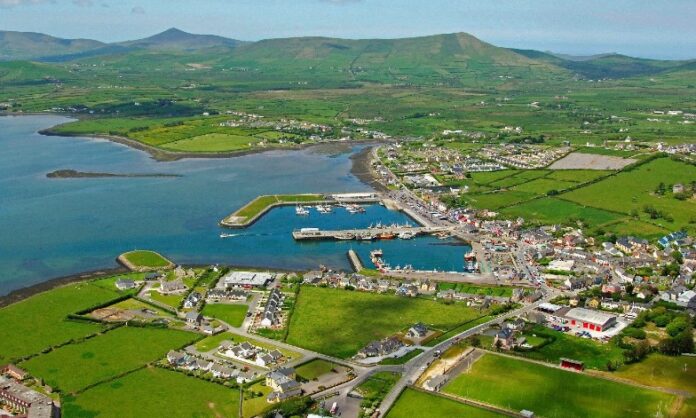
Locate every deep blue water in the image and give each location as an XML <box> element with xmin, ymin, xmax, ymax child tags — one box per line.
<box><xmin>0</xmin><ymin>115</ymin><xmax>469</xmax><ymax>294</ymax></box>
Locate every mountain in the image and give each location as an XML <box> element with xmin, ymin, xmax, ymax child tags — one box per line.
<box><xmin>0</xmin><ymin>30</ymin><xmax>105</xmax><ymax>61</ymax></box>
<box><xmin>117</xmin><ymin>28</ymin><xmax>246</xmax><ymax>51</ymax></box>
<box><xmin>512</xmin><ymin>49</ymin><xmax>691</xmax><ymax>79</ymax></box>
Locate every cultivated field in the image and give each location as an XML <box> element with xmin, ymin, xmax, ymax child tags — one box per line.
<box><xmin>286</xmin><ymin>286</ymin><xmax>489</xmax><ymax>358</ymax></box>
<box><xmin>443</xmin><ymin>353</ymin><xmax>679</xmax><ymax>418</ymax></box>
<box><xmin>21</xmin><ymin>326</ymin><xmax>199</xmax><ymax>393</ymax></box>
<box><xmin>62</xmin><ymin>367</ymin><xmax>240</xmax><ymax>417</ymax></box>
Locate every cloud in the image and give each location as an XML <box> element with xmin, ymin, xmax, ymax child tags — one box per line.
<box><xmin>131</xmin><ymin>5</ymin><xmax>144</xmax><ymax>14</ymax></box>
<box><xmin>72</xmin><ymin>0</ymin><xmax>92</xmax><ymax>6</ymax></box>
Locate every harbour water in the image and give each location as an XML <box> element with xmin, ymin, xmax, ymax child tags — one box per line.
<box><xmin>0</xmin><ymin>115</ymin><xmax>470</xmax><ymax>295</ymax></box>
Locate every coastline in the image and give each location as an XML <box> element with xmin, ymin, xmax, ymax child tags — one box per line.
<box><xmin>350</xmin><ymin>145</ymin><xmax>388</xmax><ymax>192</ymax></box>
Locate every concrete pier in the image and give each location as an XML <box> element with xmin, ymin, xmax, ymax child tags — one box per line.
<box><xmin>347</xmin><ymin>250</ymin><xmax>364</xmax><ymax>272</ymax></box>
<box><xmin>292</xmin><ymin>226</ymin><xmax>453</xmax><ymax>241</ymax></box>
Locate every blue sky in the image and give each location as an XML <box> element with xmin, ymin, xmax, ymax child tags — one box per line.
<box><xmin>1</xmin><ymin>0</ymin><xmax>695</xmax><ymax>59</ymax></box>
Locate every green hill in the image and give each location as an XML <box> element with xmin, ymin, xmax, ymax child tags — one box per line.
<box><xmin>0</xmin><ymin>30</ymin><xmax>105</xmax><ymax>61</ymax></box>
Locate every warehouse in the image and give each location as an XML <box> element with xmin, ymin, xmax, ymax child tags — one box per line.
<box><xmin>564</xmin><ymin>308</ymin><xmax>617</xmax><ymax>332</ymax></box>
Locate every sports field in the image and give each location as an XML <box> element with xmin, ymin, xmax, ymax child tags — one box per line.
<box><xmin>443</xmin><ymin>353</ymin><xmax>679</xmax><ymax>418</ymax></box>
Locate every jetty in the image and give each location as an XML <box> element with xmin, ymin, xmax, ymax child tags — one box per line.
<box><xmin>347</xmin><ymin>250</ymin><xmax>364</xmax><ymax>272</ymax></box>
<box><xmin>292</xmin><ymin>225</ymin><xmax>453</xmax><ymax>241</ymax></box>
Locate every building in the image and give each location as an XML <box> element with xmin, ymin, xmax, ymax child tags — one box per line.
<box><xmin>260</xmin><ymin>289</ymin><xmax>284</xmax><ymax>328</ymax></box>
<box><xmin>222</xmin><ymin>271</ymin><xmax>274</xmax><ymax>289</ymax></box>
<box><xmin>115</xmin><ymin>279</ymin><xmax>136</xmax><ymax>291</ymax></box>
<box><xmin>357</xmin><ymin>337</ymin><xmax>404</xmax><ymax>358</ymax></box>
<box><xmin>266</xmin><ymin>367</ymin><xmax>301</xmax><ymax>403</ymax></box>
<box><xmin>564</xmin><ymin>308</ymin><xmax>617</xmax><ymax>332</ymax></box>
<box><xmin>406</xmin><ymin>323</ymin><xmax>428</xmax><ymax>339</ymax></box>
<box><xmin>0</xmin><ymin>376</ymin><xmax>58</xmax><ymax>418</ymax></box>
<box><xmin>0</xmin><ymin>365</ymin><xmax>27</xmax><ymax>381</ymax></box>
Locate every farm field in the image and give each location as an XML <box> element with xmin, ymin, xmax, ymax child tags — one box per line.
<box><xmin>0</xmin><ymin>281</ymin><xmax>120</xmax><ymax>363</ymax></box>
<box><xmin>436</xmin><ymin>282</ymin><xmax>516</xmax><ymax>297</ymax></box>
<box><xmin>286</xmin><ymin>286</ymin><xmax>489</xmax><ymax>358</ymax></box>
<box><xmin>386</xmin><ymin>388</ymin><xmax>504</xmax><ymax>418</ymax></box>
<box><xmin>62</xmin><ymin>367</ymin><xmax>240</xmax><ymax>418</ymax></box>
<box><xmin>201</xmin><ymin>303</ymin><xmax>248</xmax><ymax>327</ymax></box>
<box><xmin>20</xmin><ymin>326</ymin><xmax>199</xmax><ymax>393</ymax></box>
<box><xmin>443</xmin><ymin>353</ymin><xmax>679</xmax><ymax>418</ymax></box>
<box><xmin>561</xmin><ymin>157</ymin><xmax>696</xmax><ymax>230</ymax></box>
<box><xmin>549</xmin><ymin>152</ymin><xmax>636</xmax><ymax>170</ymax></box>
<box><xmin>499</xmin><ymin>197</ymin><xmax>622</xmax><ymax>227</ymax></box>
<box><xmin>461</xmin><ymin>190</ymin><xmax>535</xmax><ymax>210</ymax></box>
<box><xmin>513</xmin><ymin>325</ymin><xmax>626</xmax><ymax>370</ymax></box>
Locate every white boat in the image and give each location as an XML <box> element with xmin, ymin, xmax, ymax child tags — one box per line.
<box><xmin>220</xmin><ymin>233</ymin><xmax>237</xmax><ymax>239</ymax></box>
<box><xmin>316</xmin><ymin>204</ymin><xmax>333</xmax><ymax>214</ymax></box>
<box><xmin>398</xmin><ymin>231</ymin><xmax>416</xmax><ymax>240</ymax></box>
<box><xmin>295</xmin><ymin>205</ymin><xmax>309</xmax><ymax>216</ymax></box>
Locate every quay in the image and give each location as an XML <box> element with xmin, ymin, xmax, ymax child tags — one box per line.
<box><xmin>347</xmin><ymin>250</ymin><xmax>364</xmax><ymax>272</ymax></box>
<box><xmin>292</xmin><ymin>225</ymin><xmax>453</xmax><ymax>241</ymax></box>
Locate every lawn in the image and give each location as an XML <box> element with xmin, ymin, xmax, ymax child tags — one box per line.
<box><xmin>162</xmin><ymin>133</ymin><xmax>259</xmax><ymax>152</ymax></box>
<box><xmin>613</xmin><ymin>354</ymin><xmax>696</xmax><ymax>395</ymax></box>
<box><xmin>295</xmin><ymin>359</ymin><xmax>337</xmax><ymax>381</ymax></box>
<box><xmin>0</xmin><ymin>281</ymin><xmax>120</xmax><ymax>363</ymax></box>
<box><xmin>286</xmin><ymin>286</ymin><xmax>489</xmax><ymax>358</ymax></box>
<box><xmin>201</xmin><ymin>303</ymin><xmax>248</xmax><ymax>327</ymax></box>
<box><xmin>356</xmin><ymin>371</ymin><xmax>400</xmax><ymax>408</ymax></box>
<box><xmin>379</xmin><ymin>349</ymin><xmax>423</xmax><ymax>365</ymax></box>
<box><xmin>443</xmin><ymin>354</ymin><xmax>678</xmax><ymax>418</ymax></box>
<box><xmin>20</xmin><ymin>326</ymin><xmax>198</xmax><ymax>393</ymax></box>
<box><xmin>514</xmin><ymin>325</ymin><xmax>625</xmax><ymax>370</ymax></box>
<box><xmin>386</xmin><ymin>389</ymin><xmax>504</xmax><ymax>418</ymax></box>
<box><xmin>63</xmin><ymin>367</ymin><xmax>240</xmax><ymax>418</ymax></box>
<box><xmin>120</xmin><ymin>250</ymin><xmax>172</xmax><ymax>269</ymax></box>
<box><xmin>148</xmin><ymin>290</ymin><xmax>186</xmax><ymax>308</ymax></box>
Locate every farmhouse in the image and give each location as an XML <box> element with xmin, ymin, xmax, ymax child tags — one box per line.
<box><xmin>0</xmin><ymin>376</ymin><xmax>58</xmax><ymax>418</ymax></box>
<box><xmin>222</xmin><ymin>271</ymin><xmax>274</xmax><ymax>289</ymax></box>
<box><xmin>564</xmin><ymin>308</ymin><xmax>617</xmax><ymax>332</ymax></box>
<box><xmin>115</xmin><ymin>279</ymin><xmax>136</xmax><ymax>290</ymax></box>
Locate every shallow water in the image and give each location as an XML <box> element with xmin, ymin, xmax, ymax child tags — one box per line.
<box><xmin>0</xmin><ymin>115</ymin><xmax>469</xmax><ymax>294</ymax></box>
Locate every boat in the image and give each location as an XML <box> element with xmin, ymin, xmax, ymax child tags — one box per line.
<box><xmin>377</xmin><ymin>232</ymin><xmax>396</xmax><ymax>240</ymax></box>
<box><xmin>434</xmin><ymin>231</ymin><xmax>451</xmax><ymax>240</ymax></box>
<box><xmin>357</xmin><ymin>233</ymin><xmax>375</xmax><ymax>241</ymax></box>
<box><xmin>464</xmin><ymin>251</ymin><xmax>476</xmax><ymax>261</ymax></box>
<box><xmin>220</xmin><ymin>233</ymin><xmax>237</xmax><ymax>239</ymax></box>
<box><xmin>316</xmin><ymin>204</ymin><xmax>333</xmax><ymax>214</ymax></box>
<box><xmin>335</xmin><ymin>232</ymin><xmax>355</xmax><ymax>240</ymax></box>
<box><xmin>398</xmin><ymin>231</ymin><xmax>416</xmax><ymax>240</ymax></box>
<box><xmin>370</xmin><ymin>249</ymin><xmax>383</xmax><ymax>258</ymax></box>
<box><xmin>346</xmin><ymin>204</ymin><xmax>365</xmax><ymax>214</ymax></box>
<box><xmin>295</xmin><ymin>205</ymin><xmax>310</xmax><ymax>216</ymax></box>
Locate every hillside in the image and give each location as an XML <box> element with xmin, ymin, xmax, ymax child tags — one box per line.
<box><xmin>0</xmin><ymin>30</ymin><xmax>105</xmax><ymax>61</ymax></box>
<box><xmin>118</xmin><ymin>28</ymin><xmax>246</xmax><ymax>51</ymax></box>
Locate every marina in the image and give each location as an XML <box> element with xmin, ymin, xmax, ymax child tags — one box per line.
<box><xmin>292</xmin><ymin>225</ymin><xmax>453</xmax><ymax>241</ymax></box>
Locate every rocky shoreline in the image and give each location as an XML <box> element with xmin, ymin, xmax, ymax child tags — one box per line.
<box><xmin>349</xmin><ymin>145</ymin><xmax>389</xmax><ymax>192</ymax></box>
<box><xmin>46</xmin><ymin>169</ymin><xmax>182</xmax><ymax>179</ymax></box>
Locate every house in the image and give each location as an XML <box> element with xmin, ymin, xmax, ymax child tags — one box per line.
<box><xmin>211</xmin><ymin>364</ymin><xmax>236</xmax><ymax>379</ymax></box>
<box><xmin>407</xmin><ymin>323</ymin><xmax>428</xmax><ymax>339</ymax></box>
<box><xmin>260</xmin><ymin>289</ymin><xmax>284</xmax><ymax>328</ymax></box>
<box><xmin>492</xmin><ymin>328</ymin><xmax>519</xmax><ymax>350</ymax></box>
<box><xmin>357</xmin><ymin>337</ymin><xmax>404</xmax><ymax>358</ymax></box>
<box><xmin>185</xmin><ymin>311</ymin><xmax>203</xmax><ymax>325</ymax></box>
<box><xmin>266</xmin><ymin>367</ymin><xmax>302</xmax><ymax>403</ymax></box>
<box><xmin>504</xmin><ymin>318</ymin><xmax>526</xmax><ymax>331</ymax></box>
<box><xmin>256</xmin><ymin>354</ymin><xmax>275</xmax><ymax>368</ymax></box>
<box><xmin>0</xmin><ymin>376</ymin><xmax>58</xmax><ymax>418</ymax></box>
<box><xmin>160</xmin><ymin>279</ymin><xmax>187</xmax><ymax>294</ymax></box>
<box><xmin>115</xmin><ymin>279</ymin><xmax>136</xmax><ymax>291</ymax></box>
<box><xmin>424</xmin><ymin>375</ymin><xmax>447</xmax><ymax>392</ymax></box>
<box><xmin>183</xmin><ymin>291</ymin><xmax>201</xmax><ymax>309</ymax></box>
<box><xmin>396</xmin><ymin>284</ymin><xmax>418</xmax><ymax>297</ymax></box>
<box><xmin>167</xmin><ymin>350</ymin><xmax>187</xmax><ymax>366</ymax></box>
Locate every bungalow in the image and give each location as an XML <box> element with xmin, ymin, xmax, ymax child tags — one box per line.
<box><xmin>185</xmin><ymin>311</ymin><xmax>203</xmax><ymax>325</ymax></box>
<box><xmin>357</xmin><ymin>337</ymin><xmax>404</xmax><ymax>358</ymax></box>
<box><xmin>256</xmin><ymin>354</ymin><xmax>275</xmax><ymax>368</ymax></box>
<box><xmin>407</xmin><ymin>323</ymin><xmax>428</xmax><ymax>339</ymax></box>
<box><xmin>160</xmin><ymin>279</ymin><xmax>187</xmax><ymax>294</ymax></box>
<box><xmin>183</xmin><ymin>292</ymin><xmax>201</xmax><ymax>309</ymax></box>
<box><xmin>211</xmin><ymin>364</ymin><xmax>236</xmax><ymax>379</ymax></box>
<box><xmin>115</xmin><ymin>279</ymin><xmax>136</xmax><ymax>291</ymax></box>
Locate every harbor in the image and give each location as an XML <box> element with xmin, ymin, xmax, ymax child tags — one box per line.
<box><xmin>292</xmin><ymin>225</ymin><xmax>454</xmax><ymax>241</ymax></box>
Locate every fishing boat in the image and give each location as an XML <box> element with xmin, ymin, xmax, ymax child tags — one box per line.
<box><xmin>316</xmin><ymin>204</ymin><xmax>333</xmax><ymax>214</ymax></box>
<box><xmin>220</xmin><ymin>233</ymin><xmax>237</xmax><ymax>239</ymax></box>
<box><xmin>377</xmin><ymin>232</ymin><xmax>396</xmax><ymax>240</ymax></box>
<box><xmin>335</xmin><ymin>232</ymin><xmax>355</xmax><ymax>240</ymax></box>
<box><xmin>346</xmin><ymin>204</ymin><xmax>365</xmax><ymax>214</ymax></box>
<box><xmin>370</xmin><ymin>249</ymin><xmax>383</xmax><ymax>258</ymax></box>
<box><xmin>357</xmin><ymin>233</ymin><xmax>375</xmax><ymax>241</ymax></box>
<box><xmin>464</xmin><ymin>251</ymin><xmax>476</xmax><ymax>261</ymax></box>
<box><xmin>295</xmin><ymin>205</ymin><xmax>310</xmax><ymax>216</ymax></box>
<box><xmin>398</xmin><ymin>231</ymin><xmax>416</xmax><ymax>240</ymax></box>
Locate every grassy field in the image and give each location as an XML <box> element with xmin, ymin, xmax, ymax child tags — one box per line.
<box><xmin>500</xmin><ymin>197</ymin><xmax>622</xmax><ymax>227</ymax></box>
<box><xmin>286</xmin><ymin>286</ymin><xmax>489</xmax><ymax>358</ymax></box>
<box><xmin>356</xmin><ymin>371</ymin><xmax>400</xmax><ymax>409</ymax></box>
<box><xmin>386</xmin><ymin>389</ymin><xmax>504</xmax><ymax>418</ymax></box>
<box><xmin>148</xmin><ymin>289</ymin><xmax>186</xmax><ymax>308</ymax></box>
<box><xmin>162</xmin><ymin>133</ymin><xmax>259</xmax><ymax>152</ymax></box>
<box><xmin>120</xmin><ymin>250</ymin><xmax>172</xmax><ymax>269</ymax></box>
<box><xmin>233</xmin><ymin>194</ymin><xmax>324</xmax><ymax>222</ymax></box>
<box><xmin>613</xmin><ymin>354</ymin><xmax>696</xmax><ymax>395</ymax></box>
<box><xmin>20</xmin><ymin>326</ymin><xmax>198</xmax><ymax>393</ymax></box>
<box><xmin>436</xmin><ymin>282</ymin><xmax>516</xmax><ymax>297</ymax></box>
<box><xmin>561</xmin><ymin>157</ymin><xmax>696</xmax><ymax>231</ymax></box>
<box><xmin>295</xmin><ymin>359</ymin><xmax>337</xmax><ymax>381</ymax></box>
<box><xmin>514</xmin><ymin>325</ymin><xmax>625</xmax><ymax>370</ymax></box>
<box><xmin>443</xmin><ymin>353</ymin><xmax>678</xmax><ymax>418</ymax></box>
<box><xmin>201</xmin><ymin>303</ymin><xmax>248</xmax><ymax>327</ymax></box>
<box><xmin>0</xmin><ymin>281</ymin><xmax>120</xmax><ymax>363</ymax></box>
<box><xmin>63</xmin><ymin>367</ymin><xmax>240</xmax><ymax>418</ymax></box>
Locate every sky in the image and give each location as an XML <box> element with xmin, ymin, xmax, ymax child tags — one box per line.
<box><xmin>1</xmin><ymin>0</ymin><xmax>696</xmax><ymax>59</ymax></box>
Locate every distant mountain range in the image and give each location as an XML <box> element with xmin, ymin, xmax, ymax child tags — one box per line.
<box><xmin>1</xmin><ymin>28</ymin><xmax>693</xmax><ymax>79</ymax></box>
